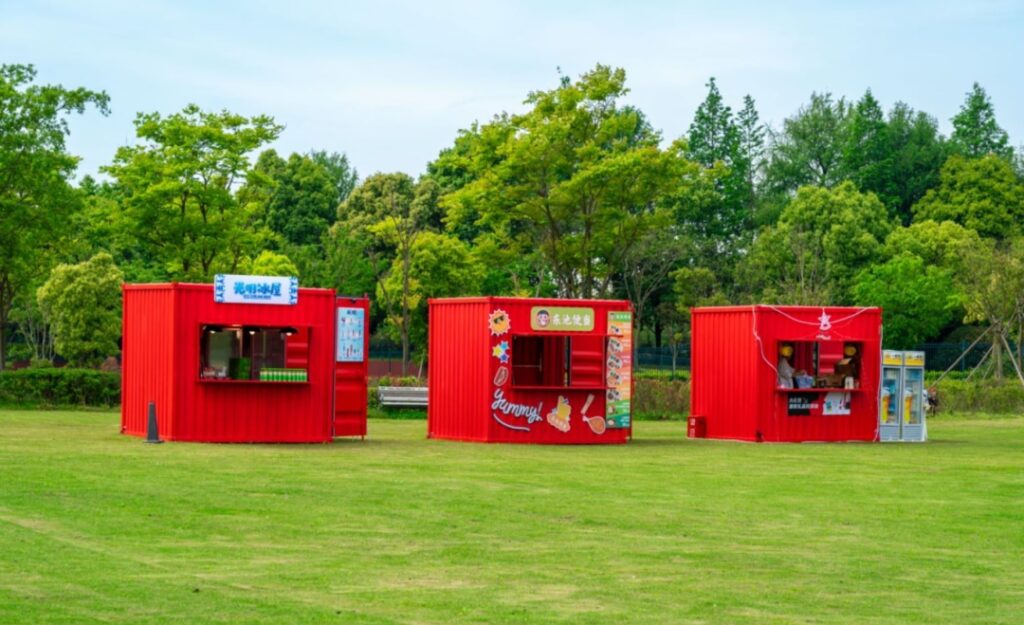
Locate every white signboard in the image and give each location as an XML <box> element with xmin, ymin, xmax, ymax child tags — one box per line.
<box><xmin>214</xmin><ymin>274</ymin><xmax>298</xmax><ymax>305</ymax></box>
<box><xmin>823</xmin><ymin>391</ymin><xmax>852</xmax><ymax>416</ymax></box>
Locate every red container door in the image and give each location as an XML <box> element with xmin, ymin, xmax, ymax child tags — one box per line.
<box><xmin>334</xmin><ymin>298</ymin><xmax>370</xmax><ymax>438</ymax></box>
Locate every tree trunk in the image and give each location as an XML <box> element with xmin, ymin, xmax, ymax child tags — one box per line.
<box><xmin>994</xmin><ymin>332</ymin><xmax>1004</xmax><ymax>382</ymax></box>
<box><xmin>0</xmin><ymin>308</ymin><xmax>6</xmax><ymax>372</ymax></box>
<box><xmin>401</xmin><ymin>240</ymin><xmax>411</xmax><ymax>377</ymax></box>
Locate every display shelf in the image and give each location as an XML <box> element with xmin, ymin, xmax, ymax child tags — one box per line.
<box><xmin>510</xmin><ymin>385</ymin><xmax>609</xmax><ymax>391</ymax></box>
<box><xmin>198</xmin><ymin>378</ymin><xmax>308</xmax><ymax>385</ymax></box>
<box><xmin>775</xmin><ymin>387</ymin><xmax>862</xmax><ymax>393</ymax></box>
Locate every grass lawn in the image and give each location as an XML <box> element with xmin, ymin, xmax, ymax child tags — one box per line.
<box><xmin>1</xmin><ymin>411</ymin><xmax>1022</xmax><ymax>624</ymax></box>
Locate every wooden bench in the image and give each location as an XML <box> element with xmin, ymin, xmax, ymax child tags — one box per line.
<box><xmin>377</xmin><ymin>386</ymin><xmax>428</xmax><ymax>408</ymax></box>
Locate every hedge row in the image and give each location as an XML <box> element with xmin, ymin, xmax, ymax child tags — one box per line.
<box><xmin>633</xmin><ymin>379</ymin><xmax>689</xmax><ymax>420</ymax></box>
<box><xmin>932</xmin><ymin>379</ymin><xmax>1024</xmax><ymax>414</ymax></box>
<box><xmin>0</xmin><ymin>368</ymin><xmax>121</xmax><ymax>408</ymax></box>
<box><xmin>631</xmin><ymin>378</ymin><xmax>1024</xmax><ymax>418</ymax></box>
<box><xmin>1</xmin><ymin>368</ymin><xmax>1019</xmax><ymax>416</ymax></box>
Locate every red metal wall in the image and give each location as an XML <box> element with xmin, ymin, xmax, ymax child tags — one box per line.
<box><xmin>690</xmin><ymin>305</ymin><xmax>881</xmax><ymax>443</ymax></box>
<box><xmin>121</xmin><ymin>285</ymin><xmax>176</xmax><ymax>438</ymax></box>
<box><xmin>333</xmin><ymin>296</ymin><xmax>370</xmax><ymax>438</ymax></box>
<box><xmin>427</xmin><ymin>298</ymin><xmax>492</xmax><ymax>442</ymax></box>
<box><xmin>690</xmin><ymin>307</ymin><xmax>761</xmax><ymax>441</ymax></box>
<box><xmin>428</xmin><ymin>297</ymin><xmax>632</xmax><ymax>444</ymax></box>
<box><xmin>122</xmin><ymin>283</ymin><xmax>339</xmax><ymax>443</ymax></box>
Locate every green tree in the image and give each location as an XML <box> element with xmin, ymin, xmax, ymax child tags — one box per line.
<box><xmin>339</xmin><ymin>172</ymin><xmax>437</xmax><ymax>372</ymax></box>
<box><xmin>67</xmin><ymin>176</ymin><xmax>167</xmax><ymax>282</ymax></box>
<box><xmin>671</xmin><ymin>265</ymin><xmax>729</xmax><ymax>338</ymax></box>
<box><xmin>242</xmin><ymin>250</ymin><xmax>299</xmax><ymax>277</ymax></box>
<box><xmin>36</xmin><ymin>252</ymin><xmax>124</xmax><ymax>367</ymax></box>
<box><xmin>882</xmin><ymin>220</ymin><xmax>983</xmax><ymax>276</ymax></box>
<box><xmin>0</xmin><ymin>64</ymin><xmax>109</xmax><ymax>369</ymax></box>
<box><xmin>852</xmin><ymin>252</ymin><xmax>956</xmax><ymax>348</ymax></box>
<box><xmin>765</xmin><ymin>92</ymin><xmax>849</xmax><ymax>194</ymax></box>
<box><xmin>103</xmin><ymin>105</ymin><xmax>282</xmax><ymax>280</ymax></box>
<box><xmin>309</xmin><ymin>150</ymin><xmax>358</xmax><ymax>208</ymax></box>
<box><xmin>441</xmin><ymin>65</ymin><xmax>684</xmax><ymax>298</ymax></box>
<box><xmin>912</xmin><ymin>154</ymin><xmax>1024</xmax><ymax>240</ymax></box>
<box><xmin>743</xmin><ymin>182</ymin><xmax>893</xmax><ymax>303</ymax></box>
<box><xmin>883</xmin><ymin>103</ymin><xmax>948</xmax><ymax>223</ymax></box>
<box><xmin>684</xmin><ymin>78</ymin><xmax>751</xmax><ymax>259</ymax></box>
<box><xmin>378</xmin><ymin>231</ymin><xmax>485</xmax><ymax>355</ymax></box>
<box><xmin>252</xmin><ymin>150</ymin><xmax>337</xmax><ymax>246</ymax></box>
<box><xmin>735</xmin><ymin>94</ymin><xmax>766</xmax><ymax>215</ymax></box>
<box><xmin>950</xmin><ymin>82</ymin><xmax>1013</xmax><ymax>160</ymax></box>
<box><xmin>954</xmin><ymin>239</ymin><xmax>1024</xmax><ymax>380</ymax></box>
<box><xmin>844</xmin><ymin>90</ymin><xmax>892</xmax><ymax>207</ymax></box>
<box><xmin>322</xmin><ymin>227</ymin><xmax>377</xmax><ymax>298</ymax></box>
<box><xmin>687</xmin><ymin>78</ymin><xmax>739</xmax><ymax>169</ymax></box>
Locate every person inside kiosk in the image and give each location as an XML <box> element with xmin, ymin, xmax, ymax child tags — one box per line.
<box><xmin>199</xmin><ymin>325</ymin><xmax>306</xmax><ymax>382</ymax></box>
<box><xmin>777</xmin><ymin>341</ymin><xmax>862</xmax><ymax>390</ymax></box>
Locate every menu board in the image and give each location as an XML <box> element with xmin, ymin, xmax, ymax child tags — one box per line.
<box><xmin>336</xmin><ymin>307</ymin><xmax>365</xmax><ymax>362</ymax></box>
<box><xmin>606</xmin><ymin>311</ymin><xmax>632</xmax><ymax>429</ymax></box>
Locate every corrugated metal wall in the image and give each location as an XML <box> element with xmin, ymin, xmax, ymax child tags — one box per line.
<box><xmin>121</xmin><ymin>285</ymin><xmax>176</xmax><ymax>438</ymax></box>
<box><xmin>428</xmin><ymin>298</ymin><xmax>491</xmax><ymax>441</ymax></box>
<box><xmin>690</xmin><ymin>307</ymin><xmax>760</xmax><ymax>441</ymax></box>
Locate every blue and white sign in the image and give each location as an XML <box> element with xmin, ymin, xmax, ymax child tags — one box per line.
<box><xmin>336</xmin><ymin>307</ymin><xmax>365</xmax><ymax>362</ymax></box>
<box><xmin>214</xmin><ymin>274</ymin><xmax>298</xmax><ymax>305</ymax></box>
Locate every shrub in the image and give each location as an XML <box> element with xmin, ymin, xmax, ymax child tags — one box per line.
<box><xmin>932</xmin><ymin>379</ymin><xmax>1024</xmax><ymax>414</ymax></box>
<box><xmin>633</xmin><ymin>379</ymin><xmax>689</xmax><ymax>420</ymax></box>
<box><xmin>0</xmin><ymin>368</ymin><xmax>120</xmax><ymax>407</ymax></box>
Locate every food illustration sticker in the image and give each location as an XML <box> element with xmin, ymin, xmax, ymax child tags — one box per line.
<box><xmin>491</xmin><ymin>340</ymin><xmax>510</xmax><ymax>363</ymax></box>
<box><xmin>546</xmin><ymin>395</ymin><xmax>571</xmax><ymax>433</ymax></box>
<box><xmin>488</xmin><ymin>309</ymin><xmax>510</xmax><ymax>336</ymax></box>
<box><xmin>493</xmin><ymin>365</ymin><xmax>509</xmax><ymax>387</ymax></box>
<box><xmin>580</xmin><ymin>393</ymin><xmax>606</xmax><ymax>435</ymax></box>
<box><xmin>583</xmin><ymin>414</ymin><xmax>607</xmax><ymax>435</ymax></box>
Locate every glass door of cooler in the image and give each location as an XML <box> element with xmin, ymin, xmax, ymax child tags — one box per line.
<box><xmin>901</xmin><ymin>365</ymin><xmax>926</xmax><ymax>442</ymax></box>
<box><xmin>879</xmin><ymin>365</ymin><xmax>902</xmax><ymax>441</ymax></box>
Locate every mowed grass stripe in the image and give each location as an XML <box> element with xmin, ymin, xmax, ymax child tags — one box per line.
<box><xmin>0</xmin><ymin>410</ymin><xmax>1022</xmax><ymax>624</ymax></box>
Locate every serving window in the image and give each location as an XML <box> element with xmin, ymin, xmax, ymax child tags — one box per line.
<box><xmin>777</xmin><ymin>340</ymin><xmax>863</xmax><ymax>389</ymax></box>
<box><xmin>199</xmin><ymin>325</ymin><xmax>304</xmax><ymax>381</ymax></box>
<box><xmin>510</xmin><ymin>334</ymin><xmax>606</xmax><ymax>389</ymax></box>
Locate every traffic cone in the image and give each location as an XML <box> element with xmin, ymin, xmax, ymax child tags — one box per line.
<box><xmin>145</xmin><ymin>401</ymin><xmax>163</xmax><ymax>444</ymax></box>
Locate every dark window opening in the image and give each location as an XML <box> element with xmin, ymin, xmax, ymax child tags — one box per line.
<box><xmin>199</xmin><ymin>325</ymin><xmax>301</xmax><ymax>380</ymax></box>
<box><xmin>509</xmin><ymin>334</ymin><xmax>607</xmax><ymax>388</ymax></box>
<box><xmin>511</xmin><ymin>335</ymin><xmax>569</xmax><ymax>387</ymax></box>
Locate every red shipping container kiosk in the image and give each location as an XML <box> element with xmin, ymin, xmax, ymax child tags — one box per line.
<box><xmin>689</xmin><ymin>305</ymin><xmax>881</xmax><ymax>443</ymax></box>
<box><xmin>121</xmin><ymin>278</ymin><xmax>370</xmax><ymax>443</ymax></box>
<box><xmin>428</xmin><ymin>297</ymin><xmax>634</xmax><ymax>444</ymax></box>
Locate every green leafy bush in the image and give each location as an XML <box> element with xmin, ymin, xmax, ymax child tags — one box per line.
<box><xmin>932</xmin><ymin>379</ymin><xmax>1024</xmax><ymax>414</ymax></box>
<box><xmin>0</xmin><ymin>368</ymin><xmax>120</xmax><ymax>407</ymax></box>
<box><xmin>633</xmin><ymin>379</ymin><xmax>689</xmax><ymax>420</ymax></box>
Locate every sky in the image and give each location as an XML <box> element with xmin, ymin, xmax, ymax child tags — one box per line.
<box><xmin>2</xmin><ymin>0</ymin><xmax>1022</xmax><ymax>181</ymax></box>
